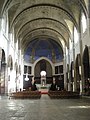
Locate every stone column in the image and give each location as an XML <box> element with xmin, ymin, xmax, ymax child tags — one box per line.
<box><xmin>18</xmin><ymin>38</ymin><xmax>21</xmax><ymax>64</ymax></box>
<box><xmin>79</xmin><ymin>18</ymin><xmax>85</xmax><ymax>94</ymax></box>
<box><xmin>63</xmin><ymin>47</ymin><xmax>67</xmax><ymax>90</ymax></box>
<box><xmin>0</xmin><ymin>18</ymin><xmax>1</xmax><ymax>32</ymax></box>
<box><xmin>67</xmin><ymin>47</ymin><xmax>71</xmax><ymax>91</ymax></box>
<box><xmin>6</xmin><ymin>33</ymin><xmax>11</xmax><ymax>95</ymax></box>
<box><xmin>88</xmin><ymin>1</ymin><xmax>90</xmax><ymax>38</ymax></box>
<box><xmin>87</xmin><ymin>12</ymin><xmax>90</xmax><ymax>42</ymax></box>
<box><xmin>18</xmin><ymin>39</ymin><xmax>22</xmax><ymax>75</ymax></box>
<box><xmin>72</xmin><ymin>29</ymin><xmax>76</xmax><ymax>92</ymax></box>
<box><xmin>80</xmin><ymin>80</ymin><xmax>83</xmax><ymax>95</ymax></box>
<box><xmin>5</xmin><ymin>11</ymin><xmax>9</xmax><ymax>37</ymax></box>
<box><xmin>79</xmin><ymin>33</ymin><xmax>84</xmax><ymax>94</ymax></box>
<box><xmin>73</xmin><ymin>81</ymin><xmax>75</xmax><ymax>92</ymax></box>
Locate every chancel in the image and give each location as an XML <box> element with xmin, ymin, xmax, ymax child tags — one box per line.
<box><xmin>0</xmin><ymin>0</ymin><xmax>90</xmax><ymax>120</ymax></box>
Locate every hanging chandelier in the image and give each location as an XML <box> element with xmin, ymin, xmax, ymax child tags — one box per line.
<box><xmin>25</xmin><ymin>73</ymin><xmax>29</xmax><ymax>81</ymax></box>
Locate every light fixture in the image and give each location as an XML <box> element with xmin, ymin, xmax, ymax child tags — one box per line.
<box><xmin>25</xmin><ymin>73</ymin><xmax>29</xmax><ymax>81</ymax></box>
<box><xmin>72</xmin><ymin>69</ymin><xmax>74</xmax><ymax>77</ymax></box>
<box><xmin>40</xmin><ymin>71</ymin><xmax>46</xmax><ymax>76</ymax></box>
<box><xmin>79</xmin><ymin>66</ymin><xmax>81</xmax><ymax>75</ymax></box>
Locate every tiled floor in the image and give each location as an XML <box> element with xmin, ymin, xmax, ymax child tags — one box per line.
<box><xmin>0</xmin><ymin>95</ymin><xmax>90</xmax><ymax>120</ymax></box>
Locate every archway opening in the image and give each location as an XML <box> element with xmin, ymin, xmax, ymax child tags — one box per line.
<box><xmin>70</xmin><ymin>61</ymin><xmax>74</xmax><ymax>91</ymax></box>
<box><xmin>83</xmin><ymin>45</ymin><xmax>90</xmax><ymax>93</ymax></box>
<box><xmin>75</xmin><ymin>54</ymin><xmax>81</xmax><ymax>92</ymax></box>
<box><xmin>0</xmin><ymin>49</ymin><xmax>6</xmax><ymax>94</ymax></box>
<box><xmin>34</xmin><ymin>59</ymin><xmax>52</xmax><ymax>84</ymax></box>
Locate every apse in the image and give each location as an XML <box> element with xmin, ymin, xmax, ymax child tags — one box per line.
<box><xmin>24</xmin><ymin>38</ymin><xmax>63</xmax><ymax>63</ymax></box>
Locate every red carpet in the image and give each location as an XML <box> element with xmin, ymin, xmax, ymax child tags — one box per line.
<box><xmin>41</xmin><ymin>91</ymin><xmax>48</xmax><ymax>94</ymax></box>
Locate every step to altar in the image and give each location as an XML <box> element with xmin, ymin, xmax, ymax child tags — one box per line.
<box><xmin>36</xmin><ymin>84</ymin><xmax>51</xmax><ymax>94</ymax></box>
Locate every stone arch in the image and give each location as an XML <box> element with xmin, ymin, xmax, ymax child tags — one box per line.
<box><xmin>83</xmin><ymin>45</ymin><xmax>90</xmax><ymax>93</ymax></box>
<box><xmin>0</xmin><ymin>48</ymin><xmax>6</xmax><ymax>94</ymax></box>
<box><xmin>83</xmin><ymin>45</ymin><xmax>90</xmax><ymax>79</ymax></box>
<box><xmin>75</xmin><ymin>54</ymin><xmax>81</xmax><ymax>92</ymax></box>
<box><xmin>32</xmin><ymin>57</ymin><xmax>54</xmax><ymax>84</ymax></box>
<box><xmin>33</xmin><ymin>57</ymin><xmax>54</xmax><ymax>74</ymax></box>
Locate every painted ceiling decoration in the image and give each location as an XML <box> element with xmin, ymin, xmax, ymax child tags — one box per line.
<box><xmin>24</xmin><ymin>38</ymin><xmax>63</xmax><ymax>62</ymax></box>
<box><xmin>0</xmin><ymin>0</ymin><xmax>88</xmax><ymax>58</ymax></box>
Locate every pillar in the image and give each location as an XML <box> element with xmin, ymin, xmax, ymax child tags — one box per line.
<box><xmin>0</xmin><ymin>18</ymin><xmax>1</xmax><ymax>32</ymax></box>
<box><xmin>67</xmin><ymin>47</ymin><xmax>71</xmax><ymax>91</ymax></box>
<box><xmin>63</xmin><ymin>47</ymin><xmax>67</xmax><ymax>90</ymax></box>
<box><xmin>79</xmin><ymin>13</ymin><xmax>85</xmax><ymax>94</ymax></box>
<box><xmin>87</xmin><ymin>1</ymin><xmax>90</xmax><ymax>41</ymax></box>
<box><xmin>72</xmin><ymin>28</ymin><xmax>76</xmax><ymax>92</ymax></box>
<box><xmin>89</xmin><ymin>0</ymin><xmax>90</xmax><ymax>36</ymax></box>
<box><xmin>80</xmin><ymin>79</ymin><xmax>83</xmax><ymax>95</ymax></box>
<box><xmin>73</xmin><ymin>81</ymin><xmax>75</xmax><ymax>92</ymax></box>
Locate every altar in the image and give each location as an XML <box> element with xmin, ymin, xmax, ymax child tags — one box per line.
<box><xmin>40</xmin><ymin>71</ymin><xmax>46</xmax><ymax>86</ymax></box>
<box><xmin>41</xmin><ymin>76</ymin><xmax>46</xmax><ymax>86</ymax></box>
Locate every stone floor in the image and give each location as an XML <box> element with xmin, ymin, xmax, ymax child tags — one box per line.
<box><xmin>0</xmin><ymin>95</ymin><xmax>90</xmax><ymax>120</ymax></box>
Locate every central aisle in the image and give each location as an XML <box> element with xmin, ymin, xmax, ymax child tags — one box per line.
<box><xmin>0</xmin><ymin>95</ymin><xmax>90</xmax><ymax>120</ymax></box>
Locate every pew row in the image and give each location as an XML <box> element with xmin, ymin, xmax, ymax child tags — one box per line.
<box><xmin>48</xmin><ymin>91</ymin><xmax>80</xmax><ymax>99</ymax></box>
<box><xmin>9</xmin><ymin>91</ymin><xmax>41</xmax><ymax>99</ymax></box>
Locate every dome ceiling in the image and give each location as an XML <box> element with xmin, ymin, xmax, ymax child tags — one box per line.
<box><xmin>0</xmin><ymin>0</ymin><xmax>88</xmax><ymax>53</ymax></box>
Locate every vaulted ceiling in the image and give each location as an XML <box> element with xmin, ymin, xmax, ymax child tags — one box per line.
<box><xmin>0</xmin><ymin>0</ymin><xmax>88</xmax><ymax>54</ymax></box>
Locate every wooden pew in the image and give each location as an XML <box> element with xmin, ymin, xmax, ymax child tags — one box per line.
<box><xmin>9</xmin><ymin>91</ymin><xmax>41</xmax><ymax>99</ymax></box>
<box><xmin>48</xmin><ymin>90</ymin><xmax>80</xmax><ymax>99</ymax></box>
